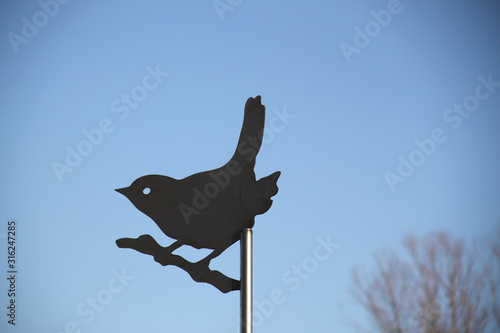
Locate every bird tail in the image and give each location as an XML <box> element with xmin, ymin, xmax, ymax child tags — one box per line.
<box><xmin>255</xmin><ymin>171</ymin><xmax>281</xmax><ymax>214</ymax></box>
<box><xmin>232</xmin><ymin>96</ymin><xmax>266</xmax><ymax>168</ymax></box>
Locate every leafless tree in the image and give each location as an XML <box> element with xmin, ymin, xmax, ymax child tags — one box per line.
<box><xmin>351</xmin><ymin>230</ymin><xmax>499</xmax><ymax>333</ymax></box>
<box><xmin>483</xmin><ymin>227</ymin><xmax>500</xmax><ymax>331</ymax></box>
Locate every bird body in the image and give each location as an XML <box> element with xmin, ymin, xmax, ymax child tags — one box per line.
<box><xmin>116</xmin><ymin>96</ymin><xmax>280</xmax><ymax>262</ymax></box>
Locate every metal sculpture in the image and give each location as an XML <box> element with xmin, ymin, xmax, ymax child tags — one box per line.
<box><xmin>115</xmin><ymin>96</ymin><xmax>280</xmax><ymax>295</ymax></box>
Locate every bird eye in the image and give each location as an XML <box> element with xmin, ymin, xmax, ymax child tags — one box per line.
<box><xmin>142</xmin><ymin>187</ymin><xmax>151</xmax><ymax>195</ymax></box>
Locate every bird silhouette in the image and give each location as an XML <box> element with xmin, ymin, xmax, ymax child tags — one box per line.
<box><xmin>115</xmin><ymin>96</ymin><xmax>280</xmax><ymax>266</ymax></box>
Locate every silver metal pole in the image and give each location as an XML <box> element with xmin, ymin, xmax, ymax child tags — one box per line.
<box><xmin>240</xmin><ymin>228</ymin><xmax>252</xmax><ymax>333</ymax></box>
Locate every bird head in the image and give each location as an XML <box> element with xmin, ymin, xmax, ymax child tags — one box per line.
<box><xmin>115</xmin><ymin>175</ymin><xmax>174</xmax><ymax>217</ymax></box>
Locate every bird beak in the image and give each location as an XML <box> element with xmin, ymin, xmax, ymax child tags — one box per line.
<box><xmin>115</xmin><ymin>187</ymin><xmax>128</xmax><ymax>195</ymax></box>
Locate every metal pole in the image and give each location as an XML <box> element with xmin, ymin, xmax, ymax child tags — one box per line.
<box><xmin>240</xmin><ymin>228</ymin><xmax>252</xmax><ymax>333</ymax></box>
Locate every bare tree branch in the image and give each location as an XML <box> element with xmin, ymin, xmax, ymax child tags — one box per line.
<box><xmin>116</xmin><ymin>235</ymin><xmax>240</xmax><ymax>293</ymax></box>
<box><xmin>351</xmin><ymin>230</ymin><xmax>497</xmax><ymax>333</ymax></box>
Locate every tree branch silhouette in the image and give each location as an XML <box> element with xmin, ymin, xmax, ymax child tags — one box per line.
<box><xmin>116</xmin><ymin>234</ymin><xmax>240</xmax><ymax>293</ymax></box>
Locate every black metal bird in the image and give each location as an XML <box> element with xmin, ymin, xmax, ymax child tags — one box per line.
<box><xmin>115</xmin><ymin>96</ymin><xmax>280</xmax><ymax>275</ymax></box>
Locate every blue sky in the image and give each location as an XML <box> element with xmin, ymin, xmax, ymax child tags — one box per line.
<box><xmin>1</xmin><ymin>1</ymin><xmax>499</xmax><ymax>332</ymax></box>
